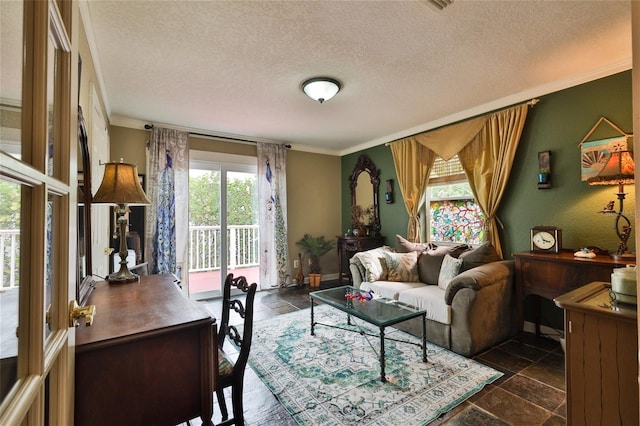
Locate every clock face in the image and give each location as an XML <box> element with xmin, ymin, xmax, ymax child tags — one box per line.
<box><xmin>533</xmin><ymin>231</ymin><xmax>556</xmax><ymax>250</ymax></box>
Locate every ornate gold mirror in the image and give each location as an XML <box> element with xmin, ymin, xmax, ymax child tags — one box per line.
<box><xmin>349</xmin><ymin>154</ymin><xmax>381</xmax><ymax>236</ymax></box>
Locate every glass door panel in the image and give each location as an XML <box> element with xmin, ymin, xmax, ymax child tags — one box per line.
<box><xmin>0</xmin><ymin>0</ymin><xmax>22</xmax><ymax>160</ymax></box>
<box><xmin>188</xmin><ymin>155</ymin><xmax>259</xmax><ymax>300</ymax></box>
<box><xmin>226</xmin><ymin>171</ymin><xmax>259</xmax><ymax>289</ymax></box>
<box><xmin>0</xmin><ymin>177</ymin><xmax>21</xmax><ymax>406</ymax></box>
<box><xmin>188</xmin><ymin>168</ymin><xmax>222</xmax><ymax>299</ymax></box>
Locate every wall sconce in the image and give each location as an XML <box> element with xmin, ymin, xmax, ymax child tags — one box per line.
<box><xmin>537</xmin><ymin>151</ymin><xmax>551</xmax><ymax>189</ymax></box>
<box><xmin>92</xmin><ymin>160</ymin><xmax>151</xmax><ymax>283</ymax></box>
<box><xmin>385</xmin><ymin>179</ymin><xmax>394</xmax><ymax>204</ymax></box>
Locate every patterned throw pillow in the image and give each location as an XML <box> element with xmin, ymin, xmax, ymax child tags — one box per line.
<box><xmin>384</xmin><ymin>251</ymin><xmax>420</xmax><ymax>282</ymax></box>
<box><xmin>438</xmin><ymin>254</ymin><xmax>463</xmax><ymax>290</ymax></box>
<box><xmin>354</xmin><ymin>247</ymin><xmax>391</xmax><ymax>281</ymax></box>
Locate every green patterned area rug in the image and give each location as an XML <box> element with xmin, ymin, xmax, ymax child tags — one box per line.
<box><xmin>248</xmin><ymin>305</ymin><xmax>502</xmax><ymax>425</ymax></box>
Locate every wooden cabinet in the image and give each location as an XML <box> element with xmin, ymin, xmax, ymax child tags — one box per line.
<box><xmin>554</xmin><ymin>282</ymin><xmax>638</xmax><ymax>425</ymax></box>
<box><xmin>75</xmin><ymin>274</ymin><xmax>216</xmax><ymax>426</ymax></box>
<box><xmin>513</xmin><ymin>252</ymin><xmax>635</xmax><ymax>334</ymax></box>
<box><xmin>337</xmin><ymin>236</ymin><xmax>385</xmax><ymax>284</ymax></box>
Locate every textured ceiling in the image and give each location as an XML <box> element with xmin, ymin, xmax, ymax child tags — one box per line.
<box><xmin>83</xmin><ymin>0</ymin><xmax>632</xmax><ymax>155</ymax></box>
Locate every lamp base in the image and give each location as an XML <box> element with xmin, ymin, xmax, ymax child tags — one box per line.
<box><xmin>611</xmin><ymin>252</ymin><xmax>636</xmax><ymax>261</ymax></box>
<box><xmin>106</xmin><ymin>267</ymin><xmax>140</xmax><ymax>284</ymax></box>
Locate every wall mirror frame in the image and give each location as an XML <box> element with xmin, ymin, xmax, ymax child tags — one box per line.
<box><xmin>349</xmin><ymin>154</ymin><xmax>381</xmax><ymax>236</ymax></box>
<box><xmin>77</xmin><ymin>105</ymin><xmax>95</xmax><ymax>305</ymax></box>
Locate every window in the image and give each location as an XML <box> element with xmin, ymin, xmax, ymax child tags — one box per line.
<box><xmin>426</xmin><ymin>155</ymin><xmax>485</xmax><ymax>245</ymax></box>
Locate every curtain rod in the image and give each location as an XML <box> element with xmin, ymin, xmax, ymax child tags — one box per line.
<box><xmin>144</xmin><ymin>124</ymin><xmax>291</xmax><ymax>149</ymax></box>
<box><xmin>384</xmin><ymin>98</ymin><xmax>539</xmax><ymax>146</ymax></box>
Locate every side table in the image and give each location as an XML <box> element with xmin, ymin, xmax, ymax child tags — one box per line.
<box><xmin>554</xmin><ymin>282</ymin><xmax>638</xmax><ymax>425</ymax></box>
<box><xmin>337</xmin><ymin>235</ymin><xmax>385</xmax><ymax>284</ymax></box>
<box><xmin>513</xmin><ymin>251</ymin><xmax>634</xmax><ymax>335</ymax></box>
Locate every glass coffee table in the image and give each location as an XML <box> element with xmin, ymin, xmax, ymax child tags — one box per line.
<box><xmin>310</xmin><ymin>285</ymin><xmax>427</xmax><ymax>382</ymax></box>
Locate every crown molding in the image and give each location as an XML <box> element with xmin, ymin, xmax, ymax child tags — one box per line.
<box><xmin>339</xmin><ymin>58</ymin><xmax>632</xmax><ymax>157</ymax></box>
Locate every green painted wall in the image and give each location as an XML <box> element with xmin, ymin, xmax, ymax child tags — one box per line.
<box><xmin>342</xmin><ymin>70</ymin><xmax>633</xmax><ymax>330</ymax></box>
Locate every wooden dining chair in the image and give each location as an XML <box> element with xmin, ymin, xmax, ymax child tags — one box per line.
<box><xmin>215</xmin><ymin>273</ymin><xmax>257</xmax><ymax>426</ymax></box>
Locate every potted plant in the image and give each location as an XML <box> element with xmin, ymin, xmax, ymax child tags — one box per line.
<box><xmin>295</xmin><ymin>234</ymin><xmax>335</xmax><ymax>287</ymax></box>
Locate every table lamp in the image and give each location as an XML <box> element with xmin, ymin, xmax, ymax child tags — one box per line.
<box><xmin>587</xmin><ymin>149</ymin><xmax>635</xmax><ymax>260</ymax></box>
<box><xmin>93</xmin><ymin>160</ymin><xmax>151</xmax><ymax>283</ymax></box>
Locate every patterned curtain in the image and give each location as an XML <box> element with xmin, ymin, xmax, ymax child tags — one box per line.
<box><xmin>145</xmin><ymin>127</ymin><xmax>189</xmax><ymax>279</ymax></box>
<box><xmin>257</xmin><ymin>143</ymin><xmax>291</xmax><ymax>288</ymax></box>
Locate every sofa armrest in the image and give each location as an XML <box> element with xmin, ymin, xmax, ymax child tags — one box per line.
<box><xmin>349</xmin><ymin>264</ymin><xmax>364</xmax><ymax>288</ymax></box>
<box><xmin>444</xmin><ymin>260</ymin><xmax>514</xmax><ymax>305</ymax></box>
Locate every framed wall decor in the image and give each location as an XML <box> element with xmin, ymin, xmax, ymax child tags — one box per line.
<box><xmin>579</xmin><ymin>116</ymin><xmax>633</xmax><ymax>182</ymax></box>
<box><xmin>580</xmin><ymin>135</ymin><xmax>631</xmax><ymax>182</ymax></box>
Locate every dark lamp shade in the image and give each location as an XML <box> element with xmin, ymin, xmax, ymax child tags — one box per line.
<box><xmin>587</xmin><ymin>151</ymin><xmax>635</xmax><ymax>186</ymax></box>
<box><xmin>92</xmin><ymin>162</ymin><xmax>151</xmax><ymax>205</ymax></box>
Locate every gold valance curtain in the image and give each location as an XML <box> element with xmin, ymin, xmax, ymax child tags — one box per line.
<box><xmin>390</xmin><ymin>102</ymin><xmax>529</xmax><ymax>252</ymax></box>
<box><xmin>390</xmin><ymin>138</ymin><xmax>436</xmax><ymax>242</ymax></box>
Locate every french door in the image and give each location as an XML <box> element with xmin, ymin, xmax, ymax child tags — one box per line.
<box><xmin>189</xmin><ymin>151</ymin><xmax>259</xmax><ymax>300</ymax></box>
<box><xmin>0</xmin><ymin>1</ymin><xmax>77</xmax><ymax>424</ymax></box>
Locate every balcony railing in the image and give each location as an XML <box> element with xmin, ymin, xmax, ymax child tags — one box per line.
<box><xmin>1</xmin><ymin>229</ymin><xmax>20</xmax><ymax>289</ymax></box>
<box><xmin>189</xmin><ymin>225</ymin><xmax>259</xmax><ymax>272</ymax></box>
<box><xmin>0</xmin><ymin>226</ymin><xmax>258</xmax><ymax>289</ymax></box>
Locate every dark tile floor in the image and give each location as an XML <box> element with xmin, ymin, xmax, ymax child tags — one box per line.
<box><xmin>193</xmin><ymin>281</ymin><xmax>566</xmax><ymax>426</ymax></box>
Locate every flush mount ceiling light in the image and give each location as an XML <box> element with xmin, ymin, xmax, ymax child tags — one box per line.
<box><xmin>302</xmin><ymin>77</ymin><xmax>341</xmax><ymax>103</ymax></box>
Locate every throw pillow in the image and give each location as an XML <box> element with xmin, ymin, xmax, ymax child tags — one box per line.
<box><xmin>395</xmin><ymin>235</ymin><xmax>433</xmax><ymax>253</ymax></box>
<box><xmin>459</xmin><ymin>242</ymin><xmax>502</xmax><ymax>272</ymax></box>
<box><xmin>417</xmin><ymin>244</ymin><xmax>469</xmax><ymax>285</ymax></box>
<box><xmin>384</xmin><ymin>251</ymin><xmax>420</xmax><ymax>282</ymax></box>
<box><xmin>438</xmin><ymin>254</ymin><xmax>463</xmax><ymax>290</ymax></box>
<box><xmin>353</xmin><ymin>246</ymin><xmax>393</xmax><ymax>281</ymax></box>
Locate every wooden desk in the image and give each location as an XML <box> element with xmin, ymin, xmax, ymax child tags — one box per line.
<box><xmin>337</xmin><ymin>236</ymin><xmax>385</xmax><ymax>284</ymax></box>
<box><xmin>513</xmin><ymin>251</ymin><xmax>635</xmax><ymax>334</ymax></box>
<box><xmin>555</xmin><ymin>282</ymin><xmax>638</xmax><ymax>425</ymax></box>
<box><xmin>75</xmin><ymin>274</ymin><xmax>216</xmax><ymax>426</ymax></box>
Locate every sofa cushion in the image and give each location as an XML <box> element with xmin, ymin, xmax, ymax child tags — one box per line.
<box><xmin>360</xmin><ymin>281</ymin><xmax>425</xmax><ymax>300</ymax></box>
<box><xmin>397</xmin><ymin>286</ymin><xmax>451</xmax><ymax>325</ymax></box>
<box><xmin>459</xmin><ymin>242</ymin><xmax>501</xmax><ymax>272</ymax></box>
<box><xmin>384</xmin><ymin>251</ymin><xmax>420</xmax><ymax>282</ymax></box>
<box><xmin>417</xmin><ymin>244</ymin><xmax>468</xmax><ymax>285</ymax></box>
<box><xmin>351</xmin><ymin>246</ymin><xmax>393</xmax><ymax>281</ymax></box>
<box><xmin>395</xmin><ymin>234</ymin><xmax>434</xmax><ymax>253</ymax></box>
<box><xmin>438</xmin><ymin>254</ymin><xmax>463</xmax><ymax>290</ymax></box>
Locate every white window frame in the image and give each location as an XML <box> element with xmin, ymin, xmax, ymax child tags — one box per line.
<box><xmin>424</xmin><ymin>155</ymin><xmax>484</xmax><ymax>246</ymax></box>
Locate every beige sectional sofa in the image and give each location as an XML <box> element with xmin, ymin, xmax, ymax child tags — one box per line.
<box><xmin>349</xmin><ymin>240</ymin><xmax>516</xmax><ymax>356</ymax></box>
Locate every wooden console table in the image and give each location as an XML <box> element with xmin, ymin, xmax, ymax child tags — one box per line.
<box><xmin>513</xmin><ymin>251</ymin><xmax>635</xmax><ymax>334</ymax></box>
<box><xmin>75</xmin><ymin>274</ymin><xmax>216</xmax><ymax>426</ymax></box>
<box><xmin>554</xmin><ymin>282</ymin><xmax>638</xmax><ymax>425</ymax></box>
<box><xmin>337</xmin><ymin>235</ymin><xmax>385</xmax><ymax>284</ymax></box>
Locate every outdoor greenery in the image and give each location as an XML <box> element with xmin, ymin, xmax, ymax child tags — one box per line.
<box><xmin>0</xmin><ymin>179</ymin><xmax>20</xmax><ymax>229</ymax></box>
<box><xmin>189</xmin><ymin>170</ymin><xmax>258</xmax><ymax>226</ymax></box>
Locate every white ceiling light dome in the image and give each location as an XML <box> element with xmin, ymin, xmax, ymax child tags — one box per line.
<box><xmin>302</xmin><ymin>77</ymin><xmax>341</xmax><ymax>103</ymax></box>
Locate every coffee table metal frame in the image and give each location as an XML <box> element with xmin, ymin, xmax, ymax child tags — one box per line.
<box><xmin>310</xmin><ymin>285</ymin><xmax>427</xmax><ymax>383</ymax></box>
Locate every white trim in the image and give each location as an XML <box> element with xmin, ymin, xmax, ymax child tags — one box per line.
<box><xmin>339</xmin><ymin>59</ymin><xmax>632</xmax><ymax>156</ymax></box>
<box><xmin>78</xmin><ymin>0</ymin><xmax>111</xmax><ymax>117</ymax></box>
